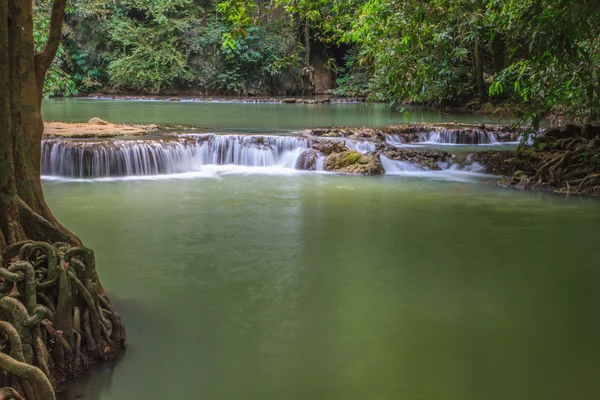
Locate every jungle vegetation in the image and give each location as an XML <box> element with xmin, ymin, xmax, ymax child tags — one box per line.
<box><xmin>37</xmin><ymin>0</ymin><xmax>600</xmax><ymax>125</ymax></box>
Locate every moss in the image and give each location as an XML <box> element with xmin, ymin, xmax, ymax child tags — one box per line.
<box><xmin>345</xmin><ymin>151</ymin><xmax>363</xmax><ymax>164</ymax></box>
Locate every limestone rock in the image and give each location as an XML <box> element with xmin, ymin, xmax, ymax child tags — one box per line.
<box><xmin>88</xmin><ymin>117</ymin><xmax>108</xmax><ymax>125</ymax></box>
<box><xmin>383</xmin><ymin>148</ymin><xmax>452</xmax><ymax>170</ymax></box>
<box><xmin>295</xmin><ymin>149</ymin><xmax>321</xmax><ymax>171</ymax></box>
<box><xmin>325</xmin><ymin>151</ymin><xmax>384</xmax><ymax>175</ymax></box>
<box><xmin>312</xmin><ymin>139</ymin><xmax>347</xmax><ymax>155</ymax></box>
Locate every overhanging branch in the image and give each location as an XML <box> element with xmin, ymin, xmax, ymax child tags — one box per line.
<box><xmin>33</xmin><ymin>0</ymin><xmax>67</xmax><ymax>95</ymax></box>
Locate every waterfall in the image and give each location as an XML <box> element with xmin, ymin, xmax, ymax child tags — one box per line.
<box><xmin>417</xmin><ymin>128</ymin><xmax>499</xmax><ymax>144</ymax></box>
<box><xmin>42</xmin><ymin>135</ymin><xmax>311</xmax><ymax>178</ymax></box>
<box><xmin>381</xmin><ymin>155</ymin><xmax>492</xmax><ymax>182</ymax></box>
<box><xmin>347</xmin><ymin>140</ymin><xmax>377</xmax><ymax>153</ymax></box>
<box><xmin>385</xmin><ymin>128</ymin><xmax>503</xmax><ymax>146</ymax></box>
<box><xmin>380</xmin><ymin>156</ymin><xmax>424</xmax><ymax>173</ymax></box>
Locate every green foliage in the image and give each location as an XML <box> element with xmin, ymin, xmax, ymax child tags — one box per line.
<box><xmin>33</xmin><ymin>0</ymin><xmax>78</xmax><ymax>97</ymax></box>
<box><xmin>104</xmin><ymin>0</ymin><xmax>196</xmax><ymax>91</ymax></box>
<box><xmin>488</xmin><ymin>0</ymin><xmax>600</xmax><ymax>125</ymax></box>
<box><xmin>33</xmin><ymin>0</ymin><xmax>600</xmax><ymax>125</ymax></box>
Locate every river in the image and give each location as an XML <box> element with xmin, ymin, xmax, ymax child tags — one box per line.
<box><xmin>41</xmin><ymin>99</ymin><xmax>600</xmax><ymax>400</ymax></box>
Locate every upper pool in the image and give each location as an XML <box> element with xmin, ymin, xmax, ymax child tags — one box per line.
<box><xmin>41</xmin><ymin>98</ymin><xmax>518</xmax><ymax>133</ymax></box>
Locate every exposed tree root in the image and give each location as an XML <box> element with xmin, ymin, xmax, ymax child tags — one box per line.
<box><xmin>0</xmin><ymin>242</ymin><xmax>125</xmax><ymax>398</ymax></box>
<box><xmin>503</xmin><ymin>133</ymin><xmax>600</xmax><ymax>196</ymax></box>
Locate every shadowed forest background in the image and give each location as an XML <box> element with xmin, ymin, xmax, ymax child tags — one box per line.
<box><xmin>39</xmin><ymin>0</ymin><xmax>599</xmax><ymax>125</ymax></box>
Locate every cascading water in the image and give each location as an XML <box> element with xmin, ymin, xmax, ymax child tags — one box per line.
<box><xmin>418</xmin><ymin>128</ymin><xmax>498</xmax><ymax>144</ymax></box>
<box><xmin>346</xmin><ymin>140</ymin><xmax>377</xmax><ymax>154</ymax></box>
<box><xmin>42</xmin><ymin>135</ymin><xmax>311</xmax><ymax>178</ymax></box>
<box><xmin>380</xmin><ymin>155</ymin><xmax>492</xmax><ymax>182</ymax></box>
<box><xmin>385</xmin><ymin>128</ymin><xmax>505</xmax><ymax>146</ymax></box>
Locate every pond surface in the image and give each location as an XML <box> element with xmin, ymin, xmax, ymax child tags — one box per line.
<box><xmin>42</xmin><ymin>99</ymin><xmax>599</xmax><ymax>400</ymax></box>
<box><xmin>46</xmin><ymin>174</ymin><xmax>600</xmax><ymax>400</ymax></box>
<box><xmin>42</xmin><ymin>98</ymin><xmax>517</xmax><ymax>133</ymax></box>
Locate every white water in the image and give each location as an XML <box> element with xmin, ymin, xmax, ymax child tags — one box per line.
<box><xmin>419</xmin><ymin>128</ymin><xmax>499</xmax><ymax>145</ymax></box>
<box><xmin>42</xmin><ymin>135</ymin><xmax>311</xmax><ymax>179</ymax></box>
<box><xmin>347</xmin><ymin>140</ymin><xmax>377</xmax><ymax>153</ymax></box>
<box><xmin>386</xmin><ymin>128</ymin><xmax>510</xmax><ymax>147</ymax></box>
<box><xmin>42</xmin><ymin>133</ymin><xmax>501</xmax><ymax>182</ymax></box>
<box><xmin>380</xmin><ymin>156</ymin><xmax>493</xmax><ymax>182</ymax></box>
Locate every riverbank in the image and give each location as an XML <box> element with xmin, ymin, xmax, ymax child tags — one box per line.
<box><xmin>41</xmin><ymin>119</ymin><xmax>599</xmax><ymax>197</ymax></box>
<box><xmin>84</xmin><ymin>94</ymin><xmax>367</xmax><ymax>104</ymax></box>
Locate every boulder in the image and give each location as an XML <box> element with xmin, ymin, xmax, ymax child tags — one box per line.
<box><xmin>325</xmin><ymin>151</ymin><xmax>384</xmax><ymax>175</ymax></box>
<box><xmin>312</xmin><ymin>139</ymin><xmax>347</xmax><ymax>155</ymax></box>
<box><xmin>469</xmin><ymin>151</ymin><xmax>516</xmax><ymax>175</ymax></box>
<box><xmin>544</xmin><ymin>124</ymin><xmax>600</xmax><ymax>140</ymax></box>
<box><xmin>295</xmin><ymin>149</ymin><xmax>321</xmax><ymax>171</ymax></box>
<box><xmin>383</xmin><ymin>148</ymin><xmax>452</xmax><ymax>170</ymax></box>
<box><xmin>88</xmin><ymin>117</ymin><xmax>108</xmax><ymax>125</ymax></box>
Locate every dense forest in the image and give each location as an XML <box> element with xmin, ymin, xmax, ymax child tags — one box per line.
<box><xmin>38</xmin><ymin>0</ymin><xmax>599</xmax><ymax>125</ymax></box>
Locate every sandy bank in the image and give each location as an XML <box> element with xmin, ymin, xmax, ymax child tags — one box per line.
<box><xmin>44</xmin><ymin>121</ymin><xmax>157</xmax><ymax>138</ymax></box>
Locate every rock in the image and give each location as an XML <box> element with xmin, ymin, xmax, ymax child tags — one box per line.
<box><xmin>281</xmin><ymin>98</ymin><xmax>297</xmax><ymax>103</ymax></box>
<box><xmin>295</xmin><ymin>149</ymin><xmax>321</xmax><ymax>171</ymax></box>
<box><xmin>325</xmin><ymin>151</ymin><xmax>384</xmax><ymax>175</ymax></box>
<box><xmin>544</xmin><ymin>124</ymin><xmax>600</xmax><ymax>140</ymax></box>
<box><xmin>312</xmin><ymin>139</ymin><xmax>348</xmax><ymax>155</ymax></box>
<box><xmin>383</xmin><ymin>148</ymin><xmax>452</xmax><ymax>170</ymax></box>
<box><xmin>469</xmin><ymin>151</ymin><xmax>516</xmax><ymax>175</ymax></box>
<box><xmin>88</xmin><ymin>117</ymin><xmax>108</xmax><ymax>125</ymax></box>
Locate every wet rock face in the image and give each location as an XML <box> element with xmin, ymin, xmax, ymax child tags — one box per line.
<box><xmin>295</xmin><ymin>149</ymin><xmax>321</xmax><ymax>171</ymax></box>
<box><xmin>469</xmin><ymin>151</ymin><xmax>517</xmax><ymax>175</ymax></box>
<box><xmin>544</xmin><ymin>124</ymin><xmax>600</xmax><ymax>140</ymax></box>
<box><xmin>325</xmin><ymin>151</ymin><xmax>384</xmax><ymax>175</ymax></box>
<box><xmin>383</xmin><ymin>148</ymin><xmax>452</xmax><ymax>170</ymax></box>
<box><xmin>311</xmin><ymin>139</ymin><xmax>347</xmax><ymax>155</ymax></box>
<box><xmin>303</xmin><ymin>124</ymin><xmax>522</xmax><ymax>144</ymax></box>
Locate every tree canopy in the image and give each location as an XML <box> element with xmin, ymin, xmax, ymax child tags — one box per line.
<box><xmin>36</xmin><ymin>0</ymin><xmax>600</xmax><ymax>123</ymax></box>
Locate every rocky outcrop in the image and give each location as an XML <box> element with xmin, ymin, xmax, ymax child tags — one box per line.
<box><xmin>44</xmin><ymin>122</ymin><xmax>156</xmax><ymax>138</ymax></box>
<box><xmin>295</xmin><ymin>149</ymin><xmax>321</xmax><ymax>171</ymax></box>
<box><xmin>469</xmin><ymin>151</ymin><xmax>516</xmax><ymax>175</ymax></box>
<box><xmin>383</xmin><ymin>148</ymin><xmax>453</xmax><ymax>170</ymax></box>
<box><xmin>88</xmin><ymin>117</ymin><xmax>108</xmax><ymax>125</ymax></box>
<box><xmin>325</xmin><ymin>151</ymin><xmax>384</xmax><ymax>175</ymax></box>
<box><xmin>311</xmin><ymin>139</ymin><xmax>347</xmax><ymax>155</ymax></box>
<box><xmin>543</xmin><ymin>124</ymin><xmax>600</xmax><ymax>140</ymax></box>
<box><xmin>302</xmin><ymin>123</ymin><xmax>521</xmax><ymax>144</ymax></box>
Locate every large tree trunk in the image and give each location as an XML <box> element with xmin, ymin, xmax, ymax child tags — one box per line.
<box><xmin>0</xmin><ymin>1</ymin><xmax>125</xmax><ymax>398</ymax></box>
<box><xmin>0</xmin><ymin>0</ymin><xmax>78</xmax><ymax>249</ymax></box>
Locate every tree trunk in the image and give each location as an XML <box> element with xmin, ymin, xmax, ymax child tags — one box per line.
<box><xmin>0</xmin><ymin>0</ymin><xmax>78</xmax><ymax>248</ymax></box>
<box><xmin>1</xmin><ymin>1</ymin><xmax>125</xmax><ymax>398</ymax></box>
<box><xmin>491</xmin><ymin>34</ymin><xmax>506</xmax><ymax>74</ymax></box>
<box><xmin>474</xmin><ymin>33</ymin><xmax>487</xmax><ymax>103</ymax></box>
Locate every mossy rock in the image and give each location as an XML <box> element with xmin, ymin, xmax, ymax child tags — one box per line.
<box><xmin>325</xmin><ymin>151</ymin><xmax>384</xmax><ymax>175</ymax></box>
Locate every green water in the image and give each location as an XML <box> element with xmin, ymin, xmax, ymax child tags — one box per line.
<box><xmin>41</xmin><ymin>98</ymin><xmax>517</xmax><ymax>133</ymax></box>
<box><xmin>45</xmin><ymin>174</ymin><xmax>600</xmax><ymax>400</ymax></box>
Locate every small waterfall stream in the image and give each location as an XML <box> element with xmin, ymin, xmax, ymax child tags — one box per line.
<box><xmin>42</xmin><ymin>135</ymin><xmax>311</xmax><ymax>178</ymax></box>
<box><xmin>386</xmin><ymin>127</ymin><xmax>507</xmax><ymax>146</ymax></box>
<box><xmin>42</xmin><ymin>128</ymin><xmax>512</xmax><ymax>179</ymax></box>
<box><xmin>418</xmin><ymin>128</ymin><xmax>498</xmax><ymax>144</ymax></box>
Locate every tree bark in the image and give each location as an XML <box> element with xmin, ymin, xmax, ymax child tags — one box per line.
<box><xmin>474</xmin><ymin>33</ymin><xmax>488</xmax><ymax>103</ymax></box>
<box><xmin>0</xmin><ymin>1</ymin><xmax>126</xmax><ymax>396</ymax></box>
<box><xmin>491</xmin><ymin>34</ymin><xmax>506</xmax><ymax>74</ymax></box>
<box><xmin>0</xmin><ymin>0</ymin><xmax>80</xmax><ymax>247</ymax></box>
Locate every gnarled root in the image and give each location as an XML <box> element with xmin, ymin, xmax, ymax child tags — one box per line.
<box><xmin>0</xmin><ymin>242</ymin><xmax>125</xmax><ymax>398</ymax></box>
<box><xmin>523</xmin><ymin>135</ymin><xmax>600</xmax><ymax>195</ymax></box>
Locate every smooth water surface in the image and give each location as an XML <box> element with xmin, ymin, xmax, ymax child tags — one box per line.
<box><xmin>42</xmin><ymin>98</ymin><xmax>517</xmax><ymax>133</ymax></box>
<box><xmin>45</xmin><ymin>174</ymin><xmax>600</xmax><ymax>400</ymax></box>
